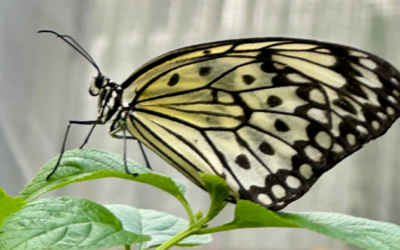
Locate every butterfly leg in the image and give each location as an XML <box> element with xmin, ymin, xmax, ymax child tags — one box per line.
<box><xmin>109</xmin><ymin>123</ymin><xmax>139</xmax><ymax>177</ymax></box>
<box><xmin>47</xmin><ymin>120</ymin><xmax>98</xmax><ymax>180</ymax></box>
<box><xmin>111</xmin><ymin>131</ymin><xmax>153</xmax><ymax>172</ymax></box>
<box><xmin>122</xmin><ymin>128</ymin><xmax>137</xmax><ymax>176</ymax></box>
<box><xmin>138</xmin><ymin>141</ymin><xmax>152</xmax><ymax>170</ymax></box>
<box><xmin>79</xmin><ymin>123</ymin><xmax>97</xmax><ymax>149</ymax></box>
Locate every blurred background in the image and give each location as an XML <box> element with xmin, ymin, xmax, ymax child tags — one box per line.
<box><xmin>1</xmin><ymin>1</ymin><xmax>400</xmax><ymax>249</ymax></box>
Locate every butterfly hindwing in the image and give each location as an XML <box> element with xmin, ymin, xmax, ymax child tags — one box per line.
<box><xmin>120</xmin><ymin>38</ymin><xmax>400</xmax><ymax>210</ymax></box>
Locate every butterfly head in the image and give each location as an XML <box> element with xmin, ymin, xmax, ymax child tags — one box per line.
<box><xmin>89</xmin><ymin>74</ymin><xmax>108</xmax><ymax>96</ymax></box>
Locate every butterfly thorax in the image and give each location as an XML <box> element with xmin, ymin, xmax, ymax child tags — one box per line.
<box><xmin>89</xmin><ymin>75</ymin><xmax>124</xmax><ymax>126</ymax></box>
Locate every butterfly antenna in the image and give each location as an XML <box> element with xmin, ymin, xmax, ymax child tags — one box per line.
<box><xmin>38</xmin><ymin>30</ymin><xmax>102</xmax><ymax>76</ymax></box>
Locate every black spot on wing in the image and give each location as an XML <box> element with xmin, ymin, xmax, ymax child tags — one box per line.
<box><xmin>199</xmin><ymin>67</ymin><xmax>212</xmax><ymax>76</ymax></box>
<box><xmin>275</xmin><ymin>119</ymin><xmax>290</xmax><ymax>132</ymax></box>
<box><xmin>235</xmin><ymin>154</ymin><xmax>251</xmax><ymax>169</ymax></box>
<box><xmin>167</xmin><ymin>73</ymin><xmax>180</xmax><ymax>86</ymax></box>
<box><xmin>259</xmin><ymin>141</ymin><xmax>275</xmax><ymax>155</ymax></box>
<box><xmin>267</xmin><ymin>95</ymin><xmax>283</xmax><ymax>107</ymax></box>
<box><xmin>242</xmin><ymin>74</ymin><xmax>256</xmax><ymax>85</ymax></box>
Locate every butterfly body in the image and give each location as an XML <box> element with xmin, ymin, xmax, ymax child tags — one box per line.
<box><xmin>87</xmin><ymin>37</ymin><xmax>400</xmax><ymax>211</ymax></box>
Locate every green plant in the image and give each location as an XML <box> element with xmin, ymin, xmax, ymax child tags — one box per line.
<box><xmin>0</xmin><ymin>148</ymin><xmax>399</xmax><ymax>249</ymax></box>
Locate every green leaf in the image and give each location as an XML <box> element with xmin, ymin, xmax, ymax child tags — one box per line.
<box><xmin>279</xmin><ymin>212</ymin><xmax>400</xmax><ymax>250</ymax></box>
<box><xmin>200</xmin><ymin>174</ymin><xmax>230</xmax><ymax>219</ymax></box>
<box><xmin>106</xmin><ymin>205</ymin><xmax>212</xmax><ymax>249</ymax></box>
<box><xmin>224</xmin><ymin>200</ymin><xmax>299</xmax><ymax>229</ymax></box>
<box><xmin>133</xmin><ymin>173</ymin><xmax>187</xmax><ymax>202</ymax></box>
<box><xmin>200</xmin><ymin>200</ymin><xmax>400</xmax><ymax>250</ymax></box>
<box><xmin>0</xmin><ymin>187</ymin><xmax>27</xmax><ymax>227</ymax></box>
<box><xmin>0</xmin><ymin>197</ymin><xmax>150</xmax><ymax>250</ymax></box>
<box><xmin>20</xmin><ymin>149</ymin><xmax>187</xmax><ymax>202</ymax></box>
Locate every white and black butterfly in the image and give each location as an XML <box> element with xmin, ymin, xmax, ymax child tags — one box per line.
<box><xmin>41</xmin><ymin>30</ymin><xmax>400</xmax><ymax>211</ymax></box>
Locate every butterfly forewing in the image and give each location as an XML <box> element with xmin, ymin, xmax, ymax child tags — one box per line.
<box><xmin>119</xmin><ymin>38</ymin><xmax>400</xmax><ymax>210</ymax></box>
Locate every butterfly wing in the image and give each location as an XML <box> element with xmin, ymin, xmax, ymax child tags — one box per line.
<box><xmin>119</xmin><ymin>38</ymin><xmax>400</xmax><ymax>210</ymax></box>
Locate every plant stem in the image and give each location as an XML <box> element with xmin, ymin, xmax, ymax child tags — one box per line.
<box><xmin>157</xmin><ymin>175</ymin><xmax>231</xmax><ymax>249</ymax></box>
<box><xmin>124</xmin><ymin>245</ymin><xmax>130</xmax><ymax>250</ymax></box>
<box><xmin>196</xmin><ymin>223</ymin><xmax>239</xmax><ymax>234</ymax></box>
<box><xmin>177</xmin><ymin>196</ymin><xmax>195</xmax><ymax>225</ymax></box>
<box><xmin>156</xmin><ymin>210</ymin><xmax>217</xmax><ymax>250</ymax></box>
<box><xmin>139</xmin><ymin>243</ymin><xmax>147</xmax><ymax>250</ymax></box>
<box><xmin>156</xmin><ymin>227</ymin><xmax>197</xmax><ymax>250</ymax></box>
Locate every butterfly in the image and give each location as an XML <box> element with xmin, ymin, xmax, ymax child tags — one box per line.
<box><xmin>40</xmin><ymin>30</ymin><xmax>400</xmax><ymax>211</ymax></box>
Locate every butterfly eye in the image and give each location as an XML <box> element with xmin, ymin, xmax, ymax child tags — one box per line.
<box><xmin>89</xmin><ymin>75</ymin><xmax>107</xmax><ymax>96</ymax></box>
